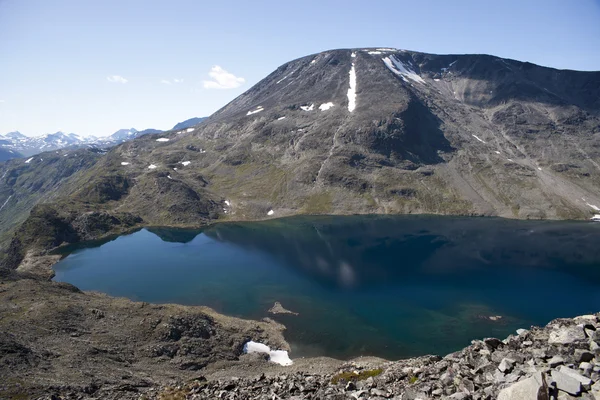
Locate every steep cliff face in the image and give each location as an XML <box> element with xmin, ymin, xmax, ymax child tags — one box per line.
<box><xmin>2</xmin><ymin>48</ymin><xmax>600</xmax><ymax>266</ymax></box>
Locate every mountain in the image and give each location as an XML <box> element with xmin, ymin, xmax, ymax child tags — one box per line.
<box><xmin>172</xmin><ymin>117</ymin><xmax>207</xmax><ymax>131</ymax></box>
<box><xmin>0</xmin><ymin>148</ymin><xmax>22</xmax><ymax>162</ymax></box>
<box><xmin>2</xmin><ymin>47</ymin><xmax>600</xmax><ymax>269</ymax></box>
<box><xmin>108</xmin><ymin>128</ymin><xmax>139</xmax><ymax>141</ymax></box>
<box><xmin>4</xmin><ymin>131</ymin><xmax>27</xmax><ymax>140</ymax></box>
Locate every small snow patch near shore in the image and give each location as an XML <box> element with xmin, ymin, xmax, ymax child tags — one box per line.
<box><xmin>267</xmin><ymin>209</ymin><xmax>274</xmax><ymax>216</ymax></box>
<box><xmin>156</xmin><ymin>138</ymin><xmax>169</xmax><ymax>142</ymax></box>
<box><xmin>121</xmin><ymin>162</ymin><xmax>130</xmax><ymax>166</ymax></box>
<box><xmin>243</xmin><ymin>341</ymin><xmax>292</xmax><ymax>366</ymax></box>
<box><xmin>148</xmin><ymin>164</ymin><xmax>157</xmax><ymax>169</ymax></box>
<box><xmin>300</xmin><ymin>104</ymin><xmax>314</xmax><ymax>112</ymax></box>
<box><xmin>181</xmin><ymin>161</ymin><xmax>191</xmax><ymax>166</ymax></box>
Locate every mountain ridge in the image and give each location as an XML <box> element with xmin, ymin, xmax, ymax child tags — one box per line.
<box><xmin>1</xmin><ymin>47</ymin><xmax>599</xmax><ymax>269</ymax></box>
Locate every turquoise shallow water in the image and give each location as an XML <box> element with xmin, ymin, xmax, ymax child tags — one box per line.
<box><xmin>53</xmin><ymin>215</ymin><xmax>600</xmax><ymax>360</ymax></box>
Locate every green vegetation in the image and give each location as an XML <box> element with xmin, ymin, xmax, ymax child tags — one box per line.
<box><xmin>330</xmin><ymin>368</ymin><xmax>383</xmax><ymax>385</ymax></box>
<box><xmin>302</xmin><ymin>192</ymin><xmax>333</xmax><ymax>214</ymax></box>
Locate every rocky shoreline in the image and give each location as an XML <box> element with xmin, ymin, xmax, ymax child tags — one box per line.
<box><xmin>158</xmin><ymin>313</ymin><xmax>600</xmax><ymax>400</ymax></box>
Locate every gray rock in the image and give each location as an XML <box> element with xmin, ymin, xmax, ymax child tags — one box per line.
<box><xmin>548</xmin><ymin>356</ymin><xmax>565</xmax><ymax>368</ymax></box>
<box><xmin>549</xmin><ymin>327</ymin><xmax>586</xmax><ymax>345</ymax></box>
<box><xmin>551</xmin><ymin>370</ymin><xmax>582</xmax><ymax>395</ymax></box>
<box><xmin>498</xmin><ymin>358</ymin><xmax>516</xmax><ymax>373</ymax></box>
<box><xmin>590</xmin><ymin>341</ymin><xmax>600</xmax><ymax>353</ymax></box>
<box><xmin>590</xmin><ymin>381</ymin><xmax>600</xmax><ymax>400</ymax></box>
<box><xmin>448</xmin><ymin>393</ymin><xmax>470</xmax><ymax>400</ymax></box>
<box><xmin>371</xmin><ymin>388</ymin><xmax>389</xmax><ymax>397</ymax></box>
<box><xmin>580</xmin><ymin>362</ymin><xmax>593</xmax><ymax>375</ymax></box>
<box><xmin>497</xmin><ymin>372</ymin><xmax>549</xmax><ymax>400</ymax></box>
<box><xmin>557</xmin><ymin>366</ymin><xmax>593</xmax><ymax>388</ymax></box>
<box><xmin>484</xmin><ymin>338</ymin><xmax>504</xmax><ymax>349</ymax></box>
<box><xmin>516</xmin><ymin>329</ymin><xmax>528</xmax><ymax>336</ymax></box>
<box><xmin>575</xmin><ymin>349</ymin><xmax>595</xmax><ymax>362</ymax></box>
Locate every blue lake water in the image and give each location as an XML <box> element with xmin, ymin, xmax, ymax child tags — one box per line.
<box><xmin>53</xmin><ymin>215</ymin><xmax>600</xmax><ymax>360</ymax></box>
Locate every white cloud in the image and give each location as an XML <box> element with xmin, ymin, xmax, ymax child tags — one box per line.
<box><xmin>161</xmin><ymin>78</ymin><xmax>183</xmax><ymax>84</ymax></box>
<box><xmin>106</xmin><ymin>75</ymin><xmax>128</xmax><ymax>84</ymax></box>
<box><xmin>0</xmin><ymin>100</ymin><xmax>5</xmax><ymax>103</ymax></box>
<box><xmin>203</xmin><ymin>66</ymin><xmax>245</xmax><ymax>89</ymax></box>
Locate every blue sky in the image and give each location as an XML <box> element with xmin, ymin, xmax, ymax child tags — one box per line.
<box><xmin>1</xmin><ymin>0</ymin><xmax>599</xmax><ymax>137</ymax></box>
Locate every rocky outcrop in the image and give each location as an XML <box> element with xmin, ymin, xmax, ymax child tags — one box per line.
<box><xmin>165</xmin><ymin>313</ymin><xmax>600</xmax><ymax>400</ymax></box>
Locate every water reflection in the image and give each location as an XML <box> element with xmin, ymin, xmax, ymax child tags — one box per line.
<box><xmin>203</xmin><ymin>215</ymin><xmax>600</xmax><ymax>289</ymax></box>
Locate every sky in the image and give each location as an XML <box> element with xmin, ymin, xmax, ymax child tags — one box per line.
<box><xmin>0</xmin><ymin>0</ymin><xmax>599</xmax><ymax>137</ymax></box>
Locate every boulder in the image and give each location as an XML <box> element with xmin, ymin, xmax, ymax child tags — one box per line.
<box><xmin>548</xmin><ymin>326</ymin><xmax>586</xmax><ymax>345</ymax></box>
<box><xmin>498</xmin><ymin>358</ymin><xmax>516</xmax><ymax>373</ymax></box>
<box><xmin>548</xmin><ymin>356</ymin><xmax>565</xmax><ymax>368</ymax></box>
<box><xmin>497</xmin><ymin>372</ymin><xmax>549</xmax><ymax>400</ymax></box>
<box><xmin>551</xmin><ymin>369</ymin><xmax>582</xmax><ymax>396</ymax></box>
<box><xmin>557</xmin><ymin>366</ymin><xmax>593</xmax><ymax>388</ymax></box>
<box><xmin>575</xmin><ymin>349</ymin><xmax>595</xmax><ymax>362</ymax></box>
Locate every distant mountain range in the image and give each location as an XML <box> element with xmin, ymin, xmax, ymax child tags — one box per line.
<box><xmin>0</xmin><ymin>117</ymin><xmax>207</xmax><ymax>159</ymax></box>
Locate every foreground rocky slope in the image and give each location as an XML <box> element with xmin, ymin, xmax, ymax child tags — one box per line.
<box><xmin>0</xmin><ymin>270</ymin><xmax>289</xmax><ymax>399</ymax></box>
<box><xmin>159</xmin><ymin>313</ymin><xmax>600</xmax><ymax>400</ymax></box>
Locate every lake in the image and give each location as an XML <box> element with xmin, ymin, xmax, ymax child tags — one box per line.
<box><xmin>53</xmin><ymin>215</ymin><xmax>600</xmax><ymax>360</ymax></box>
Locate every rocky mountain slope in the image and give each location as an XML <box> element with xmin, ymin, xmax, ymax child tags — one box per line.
<box><xmin>1</xmin><ymin>47</ymin><xmax>600</xmax><ymax>266</ymax></box>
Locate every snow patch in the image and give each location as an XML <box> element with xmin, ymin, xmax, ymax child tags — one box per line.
<box><xmin>382</xmin><ymin>56</ymin><xmax>425</xmax><ymax>84</ymax></box>
<box><xmin>377</xmin><ymin>48</ymin><xmax>396</xmax><ymax>51</ymax></box>
<box><xmin>276</xmin><ymin>75</ymin><xmax>289</xmax><ymax>84</ymax></box>
<box><xmin>224</xmin><ymin>200</ymin><xmax>230</xmax><ymax>206</ymax></box>
<box><xmin>167</xmin><ymin>175</ymin><xmax>172</xmax><ymax>179</ymax></box>
<box><xmin>277</xmin><ymin>116</ymin><xmax>286</xmax><ymax>120</ymax></box>
<box><xmin>0</xmin><ymin>195</ymin><xmax>12</xmax><ymax>212</ymax></box>
<box><xmin>537</xmin><ymin>167</ymin><xmax>542</xmax><ymax>171</ymax></box>
<box><xmin>148</xmin><ymin>164</ymin><xmax>157</xmax><ymax>169</ymax></box>
<box><xmin>591</xmin><ymin>214</ymin><xmax>600</xmax><ymax>221</ymax></box>
<box><xmin>319</xmin><ymin>102</ymin><xmax>334</xmax><ymax>111</ymax></box>
<box><xmin>367</xmin><ymin>51</ymin><xmax>383</xmax><ymax>55</ymax></box>
<box><xmin>121</xmin><ymin>162</ymin><xmax>130</xmax><ymax>166</ymax></box>
<box><xmin>156</xmin><ymin>138</ymin><xmax>169</xmax><ymax>142</ymax></box>
<box><xmin>433</xmin><ymin>78</ymin><xmax>441</xmax><ymax>82</ymax></box>
<box><xmin>25</xmin><ymin>157</ymin><xmax>34</xmax><ymax>163</ymax></box>
<box><xmin>247</xmin><ymin>106</ymin><xmax>264</xmax><ymax>116</ymax></box>
<box><xmin>186</xmin><ymin>128</ymin><xmax>194</xmax><ymax>132</ymax></box>
<box><xmin>351</xmin><ymin>52</ymin><xmax>356</xmax><ymax>58</ymax></box>
<box><xmin>267</xmin><ymin>209</ymin><xmax>274</xmax><ymax>216</ymax></box>
<box><xmin>243</xmin><ymin>341</ymin><xmax>292</xmax><ymax>366</ymax></box>
<box><xmin>347</xmin><ymin>63</ymin><xmax>357</xmax><ymax>112</ymax></box>
<box><xmin>300</xmin><ymin>104</ymin><xmax>315</xmax><ymax>112</ymax></box>
<box><xmin>583</xmin><ymin>199</ymin><xmax>600</xmax><ymax>211</ymax></box>
<box><xmin>181</xmin><ymin>161</ymin><xmax>191</xmax><ymax>166</ymax></box>
<box><xmin>495</xmin><ymin>151</ymin><xmax>501</xmax><ymax>155</ymax></box>
<box><xmin>507</xmin><ymin>158</ymin><xmax>514</xmax><ymax>162</ymax></box>
<box><xmin>310</xmin><ymin>59</ymin><xmax>316</xmax><ymax>64</ymax></box>
<box><xmin>472</xmin><ymin>134</ymin><xmax>486</xmax><ymax>144</ymax></box>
